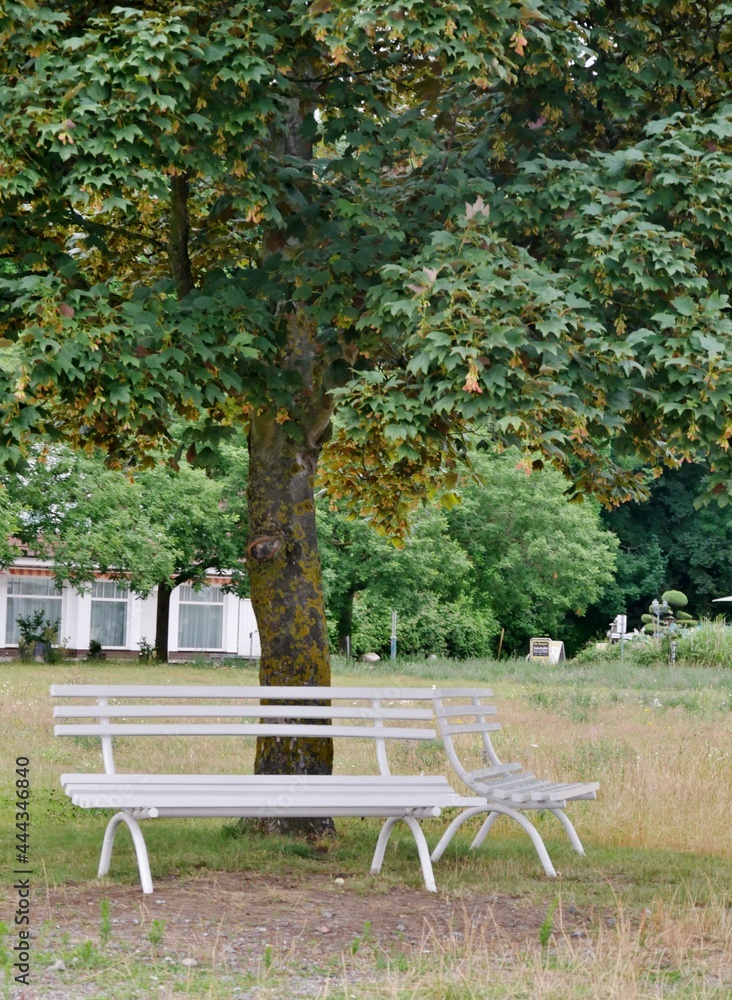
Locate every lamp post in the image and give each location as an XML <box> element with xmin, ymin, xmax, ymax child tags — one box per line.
<box><xmin>650</xmin><ymin>598</ymin><xmax>669</xmax><ymax>639</ymax></box>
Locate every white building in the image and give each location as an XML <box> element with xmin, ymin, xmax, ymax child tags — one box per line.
<box><xmin>0</xmin><ymin>557</ymin><xmax>260</xmax><ymax>660</ymax></box>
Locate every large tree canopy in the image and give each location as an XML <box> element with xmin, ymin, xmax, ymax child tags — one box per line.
<box><xmin>2</xmin><ymin>2</ymin><xmax>732</xmax><ymax>779</ymax></box>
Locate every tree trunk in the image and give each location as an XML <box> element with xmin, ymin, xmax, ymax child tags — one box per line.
<box><xmin>243</xmin><ymin>88</ymin><xmax>336</xmax><ymax>834</ymax></box>
<box><xmin>247</xmin><ymin>404</ymin><xmax>334</xmax><ymax>835</ymax></box>
<box><xmin>154</xmin><ymin>581</ymin><xmax>172</xmax><ymax>662</ymax></box>
<box><xmin>337</xmin><ymin>586</ymin><xmax>360</xmax><ymax>655</ymax></box>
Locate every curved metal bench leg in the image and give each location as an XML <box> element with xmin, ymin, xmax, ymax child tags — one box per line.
<box><xmin>370</xmin><ymin>817</ymin><xmax>437</xmax><ymax>892</ymax></box>
<box><xmin>550</xmin><ymin>808</ymin><xmax>585</xmax><ymax>855</ymax></box>
<box><xmin>98</xmin><ymin>812</ymin><xmax>154</xmax><ymax>894</ymax></box>
<box><xmin>431</xmin><ymin>806</ymin><xmax>488</xmax><ymax>862</ymax></box>
<box><xmin>370</xmin><ymin>817</ymin><xmax>399</xmax><ymax>876</ymax></box>
<box><xmin>470</xmin><ymin>810</ymin><xmax>501</xmax><ymax>850</ymax></box>
<box><xmin>481</xmin><ymin>805</ymin><xmax>557</xmax><ymax>877</ymax></box>
<box><xmin>433</xmin><ymin>804</ymin><xmax>557</xmax><ymax>877</ymax></box>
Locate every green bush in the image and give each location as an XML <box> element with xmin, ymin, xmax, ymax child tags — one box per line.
<box><xmin>662</xmin><ymin>590</ymin><xmax>688</xmax><ymax>608</ymax></box>
<box><xmin>628</xmin><ymin>640</ymin><xmax>666</xmax><ymax>668</ymax></box>
<box><xmin>572</xmin><ymin>640</ymin><xmax>622</xmax><ymax>664</ymax></box>
<box><xmin>352</xmin><ymin>595</ymin><xmax>499</xmax><ymax>659</ymax></box>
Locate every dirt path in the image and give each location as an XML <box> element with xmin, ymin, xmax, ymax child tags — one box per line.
<box><xmin>6</xmin><ymin>872</ymin><xmax>594</xmax><ymax>998</ymax></box>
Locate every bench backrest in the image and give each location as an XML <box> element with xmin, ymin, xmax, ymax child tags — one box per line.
<box><xmin>432</xmin><ymin>691</ymin><xmax>508</xmax><ymax>793</ymax></box>
<box><xmin>51</xmin><ymin>684</ymin><xmax>450</xmax><ymax>777</ymax></box>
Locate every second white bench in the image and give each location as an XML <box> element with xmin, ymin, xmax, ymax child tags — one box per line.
<box><xmin>429</xmin><ymin>690</ymin><xmax>600</xmax><ymax>876</ymax></box>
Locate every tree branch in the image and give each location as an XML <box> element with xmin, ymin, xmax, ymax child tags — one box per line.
<box><xmin>169</xmin><ymin>173</ymin><xmax>194</xmax><ymax>298</ymax></box>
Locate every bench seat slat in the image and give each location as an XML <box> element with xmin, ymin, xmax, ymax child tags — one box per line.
<box><xmin>474</xmin><ymin>772</ymin><xmax>537</xmax><ymax>788</ymax></box>
<box><xmin>65</xmin><ymin>791</ymin><xmax>469</xmax><ymax>808</ymax></box>
<box><xmin>105</xmin><ymin>806</ymin><xmax>449</xmax><ymax>819</ymax></box>
<box><xmin>466</xmin><ymin>763</ymin><xmax>523</xmax><ymax>780</ymax></box>
<box><xmin>66</xmin><ymin>790</ymin><xmax>463</xmax><ymax>806</ymax></box>
<box><xmin>54</xmin><ymin>705</ymin><xmax>434</xmax><ymax>721</ymax></box>
<box><xmin>54</xmin><ymin>723</ymin><xmax>437</xmax><ymax>740</ymax></box>
<box><xmin>60</xmin><ymin>773</ymin><xmax>451</xmax><ymax>787</ymax></box>
<box><xmin>490</xmin><ymin>780</ymin><xmax>556</xmax><ymax>801</ymax></box>
<box><xmin>528</xmin><ymin>782</ymin><xmax>600</xmax><ymax>801</ymax></box>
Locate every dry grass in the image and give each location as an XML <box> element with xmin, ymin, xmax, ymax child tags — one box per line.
<box><xmin>1</xmin><ymin>658</ymin><xmax>731</xmax><ymax>998</ymax></box>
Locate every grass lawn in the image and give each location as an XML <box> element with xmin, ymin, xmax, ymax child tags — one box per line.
<box><xmin>0</xmin><ymin>655</ymin><xmax>730</xmax><ymax>998</ymax></box>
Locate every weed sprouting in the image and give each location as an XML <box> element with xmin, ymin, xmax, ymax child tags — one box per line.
<box><xmin>350</xmin><ymin>920</ymin><xmax>373</xmax><ymax>956</ymax></box>
<box><xmin>73</xmin><ymin>940</ymin><xmax>101</xmax><ymax>969</ymax></box>
<box><xmin>99</xmin><ymin>898</ymin><xmax>111</xmax><ymax>948</ymax></box>
<box><xmin>146</xmin><ymin>918</ymin><xmax>166</xmax><ymax>948</ymax></box>
<box><xmin>539</xmin><ymin>896</ymin><xmax>559</xmax><ymax>949</ymax></box>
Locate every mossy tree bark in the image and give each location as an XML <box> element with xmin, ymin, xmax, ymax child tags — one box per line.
<box><xmin>246</xmin><ymin>310</ymin><xmax>335</xmax><ymax>834</ymax></box>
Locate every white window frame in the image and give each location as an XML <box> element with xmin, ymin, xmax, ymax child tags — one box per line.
<box><xmin>90</xmin><ymin>580</ymin><xmax>130</xmax><ymax>649</ymax></box>
<box><xmin>177</xmin><ymin>583</ymin><xmax>225</xmax><ymax>651</ymax></box>
<box><xmin>5</xmin><ymin>575</ymin><xmax>63</xmax><ymax>646</ymax></box>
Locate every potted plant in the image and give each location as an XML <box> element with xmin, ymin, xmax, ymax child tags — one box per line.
<box><xmin>15</xmin><ymin>610</ymin><xmax>61</xmax><ymax>662</ymax></box>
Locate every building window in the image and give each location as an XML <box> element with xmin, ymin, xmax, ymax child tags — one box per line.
<box><xmin>6</xmin><ymin>576</ymin><xmax>62</xmax><ymax>644</ymax></box>
<box><xmin>90</xmin><ymin>580</ymin><xmax>129</xmax><ymax>647</ymax></box>
<box><xmin>178</xmin><ymin>584</ymin><xmax>224</xmax><ymax>649</ymax></box>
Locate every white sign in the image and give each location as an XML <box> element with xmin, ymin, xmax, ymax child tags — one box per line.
<box><xmin>529</xmin><ymin>638</ymin><xmax>566</xmax><ymax>664</ymax></box>
<box><xmin>608</xmin><ymin>614</ymin><xmax>628</xmax><ymax>640</ymax></box>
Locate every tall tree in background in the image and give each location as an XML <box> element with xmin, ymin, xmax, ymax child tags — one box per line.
<box><xmin>446</xmin><ymin>453</ymin><xmax>618</xmax><ymax>652</ymax></box>
<box><xmin>2</xmin><ymin>3</ymin><xmax>732</xmax><ymax>782</ymax></box>
<box><xmin>320</xmin><ymin>452</ymin><xmax>617</xmax><ymax>656</ymax></box>
<box><xmin>591</xmin><ymin>463</ymin><xmax>732</xmax><ymax>631</ymax></box>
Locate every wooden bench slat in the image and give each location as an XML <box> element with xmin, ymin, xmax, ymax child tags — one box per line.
<box><xmin>480</xmin><ymin>774</ymin><xmax>539</xmax><ymax>792</ymax></box>
<box><xmin>61</xmin><ymin>774</ymin><xmax>452</xmax><ymax>791</ymax></box>
<box><xmin>491</xmin><ymin>780</ymin><xmax>556</xmax><ymax>801</ymax></box>
<box><xmin>529</xmin><ymin>782</ymin><xmax>600</xmax><ymax>801</ymax></box>
<box><xmin>66</xmin><ymin>790</ymin><xmax>464</xmax><ymax>807</ymax></box>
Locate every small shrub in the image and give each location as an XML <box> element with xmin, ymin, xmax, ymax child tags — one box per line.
<box><xmin>99</xmin><ymin>899</ymin><xmax>111</xmax><ymax>948</ymax></box>
<box><xmin>86</xmin><ymin>639</ymin><xmax>106</xmax><ymax>661</ymax></box>
<box><xmin>572</xmin><ymin>640</ymin><xmax>622</xmax><ymax>664</ymax></box>
<box><xmin>628</xmin><ymin>641</ymin><xmax>666</xmax><ymax>668</ymax></box>
<box><xmin>138</xmin><ymin>637</ymin><xmax>157</xmax><ymax>661</ymax></box>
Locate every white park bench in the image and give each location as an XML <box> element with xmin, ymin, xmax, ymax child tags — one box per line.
<box><xmin>51</xmin><ymin>684</ymin><xmax>599</xmax><ymax>893</ymax></box>
<box><xmin>429</xmin><ymin>690</ymin><xmax>600</xmax><ymax>877</ymax></box>
<box><xmin>50</xmin><ymin>683</ymin><xmax>480</xmax><ymax>894</ymax></box>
